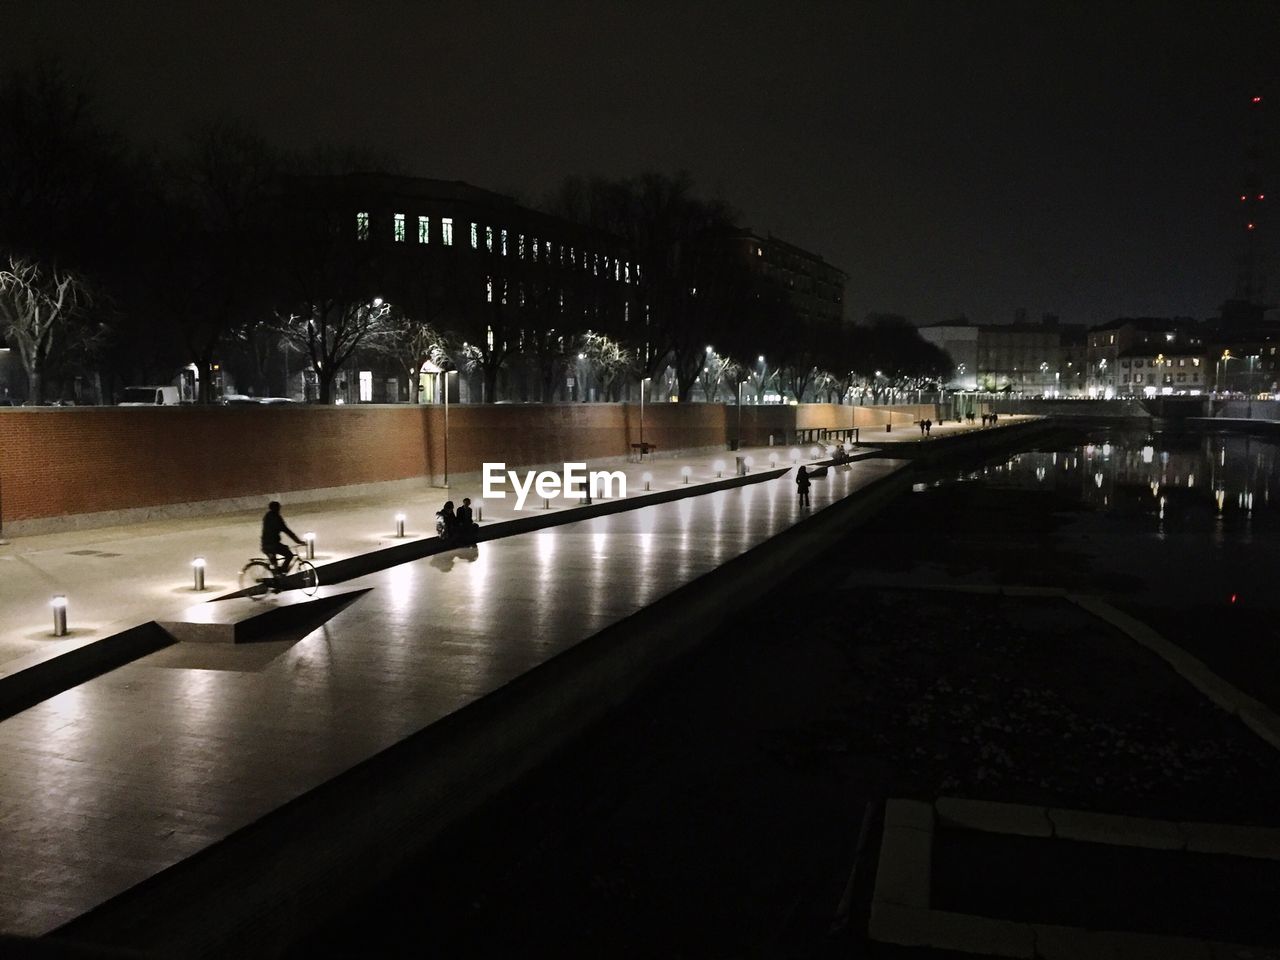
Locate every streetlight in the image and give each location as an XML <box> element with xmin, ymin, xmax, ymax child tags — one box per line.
<box><xmin>442</xmin><ymin>361</ymin><xmax>458</xmax><ymax>487</ymax></box>
<box><xmin>639</xmin><ymin>376</ymin><xmax>652</xmax><ymax>450</ymax></box>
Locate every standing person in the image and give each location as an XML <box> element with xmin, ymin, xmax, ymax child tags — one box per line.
<box><xmin>795</xmin><ymin>465</ymin><xmax>811</xmax><ymax>506</ymax></box>
<box><xmin>261</xmin><ymin>501</ymin><xmax>305</xmax><ymax>573</ymax></box>
<box><xmin>456</xmin><ymin>497</ymin><xmax>476</xmax><ymax>542</ymax></box>
<box><xmin>919</xmin><ymin>419</ymin><xmax>927</xmax><ymax>436</ymax></box>
<box><xmin>925</xmin><ymin>418</ymin><xmax>932</xmax><ymax>436</ymax></box>
<box><xmin>435</xmin><ymin>500</ymin><xmax>458</xmax><ymax>541</ymax></box>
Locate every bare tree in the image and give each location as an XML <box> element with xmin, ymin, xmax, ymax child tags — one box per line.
<box><xmin>280</xmin><ymin>298</ymin><xmax>393</xmax><ymax>404</ymax></box>
<box><xmin>0</xmin><ymin>254</ymin><xmax>92</xmax><ymax>403</ymax></box>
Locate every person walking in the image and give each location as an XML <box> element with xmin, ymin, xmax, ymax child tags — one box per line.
<box><xmin>796</xmin><ymin>465</ymin><xmax>811</xmax><ymax>507</ymax></box>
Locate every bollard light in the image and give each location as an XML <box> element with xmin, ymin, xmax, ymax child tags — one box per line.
<box><xmin>543</xmin><ymin>497</ymin><xmax>550</xmax><ymax>509</ymax></box>
<box><xmin>51</xmin><ymin>594</ymin><xmax>67</xmax><ymax>637</ymax></box>
<box><xmin>303</xmin><ymin>531</ymin><xmax>316</xmax><ymax>560</ymax></box>
<box><xmin>714</xmin><ymin>459</ymin><xmax>725</xmax><ymax>478</ymax></box>
<box><xmin>395</xmin><ymin>513</ymin><xmax>406</xmax><ymax>538</ymax></box>
<box><xmin>789</xmin><ymin>447</ymin><xmax>801</xmax><ymax>464</ymax></box>
<box><xmin>743</xmin><ymin>455</ymin><xmax>754</xmax><ymax>472</ymax></box>
<box><xmin>811</xmin><ymin>446</ymin><xmax>821</xmax><ymax>459</ymax></box>
<box><xmin>769</xmin><ymin>452</ymin><xmax>779</xmax><ymax>467</ymax></box>
<box><xmin>681</xmin><ymin>465</ymin><xmax>692</xmax><ymax>484</ymax></box>
<box><xmin>192</xmin><ymin>556</ymin><xmax>206</xmax><ymax>592</ymax></box>
<box><xmin>476</xmin><ymin>501</ymin><xmax>484</xmax><ymax>522</ymax></box>
<box><xmin>642</xmin><ymin>471</ymin><xmax>653</xmax><ymax>492</ymax></box>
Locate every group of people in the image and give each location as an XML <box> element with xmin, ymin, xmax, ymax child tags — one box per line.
<box><xmin>917</xmin><ymin>418</ymin><xmax>934</xmax><ymax>436</ymax></box>
<box><xmin>435</xmin><ymin>497</ymin><xmax>479</xmax><ymax>544</ymax></box>
<box><xmin>980</xmin><ymin>411</ymin><xmax>1000</xmax><ymax>426</ymax></box>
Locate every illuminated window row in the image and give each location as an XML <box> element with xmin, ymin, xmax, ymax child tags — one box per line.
<box><xmin>357</xmin><ymin>210</ymin><xmax>639</xmax><ymax>282</ymax></box>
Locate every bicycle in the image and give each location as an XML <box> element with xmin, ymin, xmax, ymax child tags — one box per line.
<box><xmin>238</xmin><ymin>551</ymin><xmax>319</xmax><ymax>600</ymax></box>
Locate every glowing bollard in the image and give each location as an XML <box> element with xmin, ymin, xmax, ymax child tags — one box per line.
<box><xmin>192</xmin><ymin>557</ymin><xmax>206</xmax><ymax>591</ymax></box>
<box><xmin>743</xmin><ymin>455</ymin><xmax>755</xmax><ymax>473</ymax></box>
<box><xmin>476</xmin><ymin>501</ymin><xmax>484</xmax><ymax>522</ymax></box>
<box><xmin>303</xmin><ymin>531</ymin><xmax>316</xmax><ymax>560</ymax></box>
<box><xmin>714</xmin><ymin>459</ymin><xmax>725</xmax><ymax>478</ymax></box>
<box><xmin>51</xmin><ymin>595</ymin><xmax>67</xmax><ymax>637</ymax></box>
<box><xmin>642</xmin><ymin>471</ymin><xmax>653</xmax><ymax>492</ymax></box>
<box><xmin>681</xmin><ymin>466</ymin><xmax>692</xmax><ymax>484</ymax></box>
<box><xmin>395</xmin><ymin>513</ymin><xmax>406</xmax><ymax>538</ymax></box>
<box><xmin>789</xmin><ymin>447</ymin><xmax>801</xmax><ymax>464</ymax></box>
<box><xmin>769</xmin><ymin>452</ymin><xmax>779</xmax><ymax>468</ymax></box>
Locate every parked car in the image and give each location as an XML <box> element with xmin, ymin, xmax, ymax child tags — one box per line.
<box><xmin>119</xmin><ymin>386</ymin><xmax>181</xmax><ymax>406</ymax></box>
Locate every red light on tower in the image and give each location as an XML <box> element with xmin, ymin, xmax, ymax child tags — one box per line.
<box><xmin>1241</xmin><ymin>194</ymin><xmax>1248</xmax><ymax>201</ymax></box>
<box><xmin>1252</xmin><ymin>96</ymin><xmax>1263</xmax><ymax>103</ymax></box>
<box><xmin>1248</xmin><ymin>222</ymin><xmax>1256</xmax><ymax>230</ymax></box>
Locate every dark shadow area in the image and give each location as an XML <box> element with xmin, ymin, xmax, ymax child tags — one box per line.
<box><xmin>932</xmin><ymin>827</ymin><xmax>1280</xmax><ymax>945</ymax></box>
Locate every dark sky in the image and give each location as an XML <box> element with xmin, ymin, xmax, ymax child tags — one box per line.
<box><xmin>6</xmin><ymin>0</ymin><xmax>1278</xmax><ymax>327</ymax></box>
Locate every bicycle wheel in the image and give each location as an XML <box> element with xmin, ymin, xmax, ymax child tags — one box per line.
<box><xmin>296</xmin><ymin>560</ymin><xmax>319</xmax><ymax>596</ymax></box>
<box><xmin>239</xmin><ymin>560</ymin><xmax>274</xmax><ymax>600</ymax></box>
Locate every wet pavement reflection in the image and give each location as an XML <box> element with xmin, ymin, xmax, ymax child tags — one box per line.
<box><xmin>0</xmin><ymin>457</ymin><xmax>906</xmax><ymax>936</ymax></box>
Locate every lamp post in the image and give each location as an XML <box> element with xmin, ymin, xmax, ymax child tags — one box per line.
<box><xmin>639</xmin><ymin>376</ymin><xmax>651</xmax><ymax>449</ymax></box>
<box><xmin>736</xmin><ymin>378</ymin><xmax>745</xmax><ymax>450</ymax></box>
<box><xmin>442</xmin><ymin>363</ymin><xmax>457</xmax><ymax>487</ymax></box>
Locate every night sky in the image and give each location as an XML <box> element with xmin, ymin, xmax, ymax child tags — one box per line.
<box><xmin>6</xmin><ymin>0</ymin><xmax>1278</xmax><ymax>328</ymax></box>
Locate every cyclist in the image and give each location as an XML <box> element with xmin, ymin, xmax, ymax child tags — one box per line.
<box><xmin>261</xmin><ymin>500</ymin><xmax>305</xmax><ymax>574</ymax></box>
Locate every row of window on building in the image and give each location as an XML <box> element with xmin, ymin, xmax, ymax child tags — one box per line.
<box><xmin>355</xmin><ymin>212</ymin><xmax>638</xmax><ymax>284</ymax></box>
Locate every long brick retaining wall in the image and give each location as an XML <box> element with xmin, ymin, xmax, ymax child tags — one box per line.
<box><xmin>0</xmin><ymin>402</ymin><xmax>938</xmax><ymax>530</ymax></box>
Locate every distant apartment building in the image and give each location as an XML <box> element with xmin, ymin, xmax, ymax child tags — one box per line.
<box><xmin>284</xmin><ymin>172</ymin><xmax>638</xmax><ymax>402</ymax></box>
<box><xmin>1085</xmin><ymin>318</ymin><xmax>1206</xmax><ymax>397</ymax></box>
<box><xmin>724</xmin><ymin>230</ymin><xmax>846</xmax><ymax>326</ymax></box>
<box><xmin>919</xmin><ymin>316</ymin><xmax>1077</xmax><ymax>395</ymax></box>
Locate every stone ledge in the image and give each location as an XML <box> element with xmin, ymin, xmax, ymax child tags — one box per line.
<box><xmin>1030</xmin><ymin>922</ymin><xmax>1119</xmax><ymax>960</ymax></box>
<box><xmin>869</xmin><ymin>901</ymin><xmax>1035</xmax><ymax>958</ymax></box>
<box><xmin>1103</xmin><ymin>929</ymin><xmax>1214</xmax><ymax>959</ymax></box>
<box><xmin>1180</xmin><ymin>821</ymin><xmax>1280</xmax><ymax>860</ymax></box>
<box><xmin>873</xmin><ymin>824</ymin><xmax>932</xmax><ymax>908</ymax></box>
<box><xmin>884</xmin><ymin>797</ymin><xmax>935</xmax><ymax>833</ymax></box>
<box><xmin>1047</xmin><ymin>808</ymin><xmax>1185</xmax><ymax>850</ymax></box>
<box><xmin>936</xmin><ymin>797</ymin><xmax>1053</xmax><ymax>838</ymax></box>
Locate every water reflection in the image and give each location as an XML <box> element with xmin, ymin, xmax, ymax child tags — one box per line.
<box><xmin>975</xmin><ymin>428</ymin><xmax>1279</xmax><ymax>529</ymax></box>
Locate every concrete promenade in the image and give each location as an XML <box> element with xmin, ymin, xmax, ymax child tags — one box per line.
<box><xmin>0</xmin><ymin>444</ymin><xmax>845</xmax><ymax>673</ymax></box>
<box><xmin>0</xmin><ymin>416</ymin><xmax>1036</xmax><ymax>675</ymax></box>
<box><xmin>0</xmin><ymin>453</ymin><xmax>909</xmax><ymax>938</ymax></box>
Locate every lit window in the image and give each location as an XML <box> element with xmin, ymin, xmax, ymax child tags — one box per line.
<box><xmin>394</xmin><ymin>214</ymin><xmax>406</xmax><ymax>242</ymax></box>
<box><xmin>625</xmin><ymin>301</ymin><xmax>630</xmax><ymax>323</ymax></box>
<box><xmin>531</xmin><ymin>238</ymin><xmax>538</xmax><ymax>261</ymax></box>
<box><xmin>418</xmin><ymin>216</ymin><xmax>430</xmax><ymax>243</ymax></box>
<box><xmin>486</xmin><ymin>226</ymin><xmax>494</xmax><ymax>252</ymax></box>
<box><xmin>635</xmin><ymin>263</ymin><xmax>641</xmax><ymax>281</ymax></box>
<box><xmin>625</xmin><ymin>263</ymin><xmax>631</xmax><ymax>283</ymax></box>
<box><xmin>358</xmin><ymin>371</ymin><xmax>373</xmax><ymax>402</ymax></box>
<box><xmin>356</xmin><ymin>211</ymin><xmax>369</xmax><ymax>241</ymax></box>
<box><xmin>593</xmin><ymin>254</ymin><xmax>599</xmax><ymax>276</ymax></box>
<box><xmin>614</xmin><ymin>261</ymin><xmax>620</xmax><ymax>281</ymax></box>
<box><xmin>756</xmin><ymin>246</ymin><xmax>763</xmax><ymax>257</ymax></box>
<box><xmin>570</xmin><ymin>247</ymin><xmax>576</xmax><ymax>267</ymax></box>
<box><xmin>486</xmin><ymin>277</ymin><xmax>493</xmax><ymax>303</ymax></box>
<box><xmin>501</xmin><ymin>229</ymin><xmax>508</xmax><ymax>256</ymax></box>
<box><xmin>501</xmin><ymin>280</ymin><xmax>508</xmax><ymax>305</ymax></box>
<box><xmin>442</xmin><ymin>218</ymin><xmax>454</xmax><ymax>246</ymax></box>
<box><xmin>519</xmin><ymin>234</ymin><xmax>525</xmax><ymax>258</ymax></box>
<box><xmin>471</xmin><ymin>223</ymin><xmax>479</xmax><ymax>249</ymax></box>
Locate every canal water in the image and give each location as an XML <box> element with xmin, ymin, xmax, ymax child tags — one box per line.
<box><xmin>917</xmin><ymin>424</ymin><xmax>1280</xmax><ymax>610</ymax></box>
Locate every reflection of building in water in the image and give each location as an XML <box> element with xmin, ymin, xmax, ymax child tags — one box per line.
<box><xmin>978</xmin><ymin>433</ymin><xmax>1278</xmax><ymax>517</ymax></box>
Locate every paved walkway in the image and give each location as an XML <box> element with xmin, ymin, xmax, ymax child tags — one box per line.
<box><xmin>0</xmin><ymin>445</ymin><xmax>851</xmax><ymax>674</ymax></box>
<box><xmin>0</xmin><ymin>455</ymin><xmax>907</xmax><ymax>936</ymax></box>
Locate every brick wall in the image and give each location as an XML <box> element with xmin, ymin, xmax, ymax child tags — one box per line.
<box><xmin>0</xmin><ymin>402</ymin><xmax>937</xmax><ymax>525</ymax></box>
